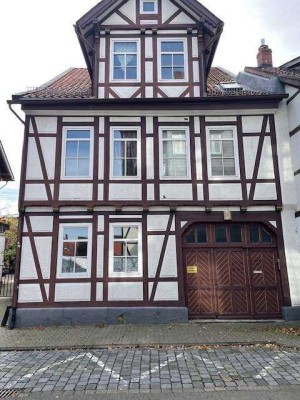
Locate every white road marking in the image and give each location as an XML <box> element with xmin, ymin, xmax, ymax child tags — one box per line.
<box><xmin>131</xmin><ymin>352</ymin><xmax>184</xmax><ymax>382</ymax></box>
<box><xmin>254</xmin><ymin>355</ymin><xmax>281</xmax><ymax>379</ymax></box>
<box><xmin>85</xmin><ymin>352</ymin><xmax>129</xmax><ymax>385</ymax></box>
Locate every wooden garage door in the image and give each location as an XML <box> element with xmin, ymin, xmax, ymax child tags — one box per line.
<box><xmin>184</xmin><ymin>223</ymin><xmax>282</xmax><ymax>319</ymax></box>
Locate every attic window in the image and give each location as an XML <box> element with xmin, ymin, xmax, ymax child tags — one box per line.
<box><xmin>219</xmin><ymin>82</ymin><xmax>244</xmax><ymax>94</ymax></box>
<box><xmin>141</xmin><ymin>0</ymin><xmax>157</xmax><ymax>14</ymax></box>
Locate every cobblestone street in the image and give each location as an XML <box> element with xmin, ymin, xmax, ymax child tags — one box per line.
<box><xmin>0</xmin><ymin>346</ymin><xmax>299</xmax><ymax>397</ymax></box>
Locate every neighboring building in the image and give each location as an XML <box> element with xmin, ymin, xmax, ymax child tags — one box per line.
<box><xmin>238</xmin><ymin>45</ymin><xmax>300</xmax><ymax>247</ymax></box>
<box><xmin>8</xmin><ymin>0</ymin><xmax>300</xmax><ymax>327</ymax></box>
<box><xmin>0</xmin><ymin>141</ymin><xmax>14</xmax><ymax>270</ymax></box>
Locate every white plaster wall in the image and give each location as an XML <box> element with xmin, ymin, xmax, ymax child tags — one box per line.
<box><xmin>209</xmin><ymin>184</ymin><xmax>242</xmax><ymax>201</ymax></box>
<box><xmin>295</xmin><ymin>175</ymin><xmax>300</xmax><ymax>209</ymax></box>
<box><xmin>150</xmin><ymin>282</ymin><xmax>179</xmax><ymax>301</ymax></box>
<box><xmin>160</xmin><ymin>236</ymin><xmax>177</xmax><ymax>278</ymax></box>
<box><xmin>275</xmin><ymin>103</ymin><xmax>298</xmax><ymax>207</ymax></box>
<box><xmin>63</xmin><ymin>117</ymin><xmax>94</xmax><ymax>123</ymax></box>
<box><xmin>98</xmin><ymin>216</ymin><xmax>104</xmax><ymax>231</ymax></box>
<box><xmin>34</xmin><ymin>117</ymin><xmax>57</xmax><ymax>134</ymax></box>
<box><xmin>147</xmin><ymin>215</ymin><xmax>169</xmax><ymax>231</ymax></box>
<box><xmin>206</xmin><ymin>116</ymin><xmax>237</xmax><ymax>122</ymax></box>
<box><xmin>286</xmin><ymin>85</ymin><xmax>300</xmax><ymax>132</ymax></box>
<box><xmin>119</xmin><ymin>0</ymin><xmax>136</xmax><ymax>22</ymax></box>
<box><xmin>29</xmin><ymin>216</ymin><xmax>53</xmax><ymax>232</ymax></box>
<box><xmin>162</xmin><ymin>0</ymin><xmax>178</xmax><ymax>22</ymax></box>
<box><xmin>242</xmin><ymin>116</ymin><xmax>264</xmax><ymax>133</ymax></box>
<box><xmin>26</xmin><ymin>138</ymin><xmax>43</xmax><ymax>179</ymax></box>
<box><xmin>55</xmin><ymin>283</ymin><xmax>91</xmax><ymax>302</ymax></box>
<box><xmin>102</xmin><ymin>13</ymin><xmax>129</xmax><ymax>25</ymax></box>
<box><xmin>96</xmin><ymin>283</ymin><xmax>103</xmax><ymax>302</ymax></box>
<box><xmin>159</xmin><ymin>86</ymin><xmax>188</xmax><ymax>98</ymax></box>
<box><xmin>243</xmin><ymin>136</ymin><xmax>259</xmax><ymax>179</ymax></box>
<box><xmin>195</xmin><ymin>137</ymin><xmax>202</xmax><ymax>179</ymax></box>
<box><xmin>24</xmin><ymin>184</ymin><xmax>48</xmax><ymax>201</ymax></box>
<box><xmin>290</xmin><ymin>133</ymin><xmax>300</xmax><ymax>172</ymax></box>
<box><xmin>145</xmin><ymin>62</ymin><xmax>153</xmax><ymax>83</ymax></box>
<box><xmin>97</xmin><ymin>235</ymin><xmax>104</xmax><ymax>278</ymax></box>
<box><xmin>147</xmin><ymin>184</ymin><xmax>155</xmax><ymax>200</ymax></box>
<box><xmin>281</xmin><ymin>210</ymin><xmax>300</xmax><ymax>305</ymax></box>
<box><xmin>40</xmin><ymin>137</ymin><xmax>56</xmax><ymax>179</ymax></box>
<box><xmin>35</xmin><ymin>237</ymin><xmax>52</xmax><ymax>279</ymax></box>
<box><xmin>253</xmin><ymin>183</ymin><xmax>277</xmax><ymax>200</ymax></box>
<box><xmin>98</xmin><ymin>138</ymin><xmax>104</xmax><ymax>179</ymax></box>
<box><xmin>109</xmin><ymin>184</ymin><xmax>142</xmax><ymax>200</ymax></box>
<box><xmin>18</xmin><ymin>284</ymin><xmax>43</xmax><ymax>303</ymax></box>
<box><xmin>146</xmin><ymin>137</ymin><xmax>154</xmax><ymax>179</ymax></box>
<box><xmin>197</xmin><ymin>184</ymin><xmax>204</xmax><ymax>201</ymax></box>
<box><xmin>148</xmin><ymin>235</ymin><xmax>164</xmax><ymax>277</ymax></box>
<box><xmin>108</xmin><ymin>282</ymin><xmax>143</xmax><ymax>301</ymax></box>
<box><xmin>59</xmin><ymin>184</ymin><xmax>93</xmax><ymax>201</ymax></box>
<box><xmin>160</xmin><ymin>184</ymin><xmax>193</xmax><ymax>200</ymax></box>
<box><xmin>257</xmin><ymin>136</ymin><xmax>275</xmax><ymax>179</ymax></box>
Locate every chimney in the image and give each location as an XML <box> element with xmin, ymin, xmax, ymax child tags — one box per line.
<box><xmin>257</xmin><ymin>39</ymin><xmax>273</xmax><ymax>68</ymax></box>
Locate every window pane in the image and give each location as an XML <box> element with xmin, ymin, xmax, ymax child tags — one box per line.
<box><xmin>67</xmin><ymin>130</ymin><xmax>90</xmax><ymax>139</ymax></box>
<box><xmin>62</xmin><ymin>257</ymin><xmax>74</xmax><ymax>273</ymax></box>
<box><xmin>221</xmin><ymin>130</ymin><xmax>233</xmax><ymax>139</ymax></box>
<box><xmin>175</xmin><ymin>159</ymin><xmax>187</xmax><ymax>176</ymax></box>
<box><xmin>114</xmin><ymin>242</ymin><xmax>125</xmax><ymax>256</ymax></box>
<box><xmin>222</xmin><ymin>141</ymin><xmax>234</xmax><ymax>157</ymax></box>
<box><xmin>250</xmin><ymin>226</ymin><xmax>260</xmax><ymax>243</ymax></box>
<box><xmin>162</xmin><ymin>42</ymin><xmax>184</xmax><ymax>52</ymax></box>
<box><xmin>230</xmin><ymin>225</ymin><xmax>242</xmax><ymax>243</ymax></box>
<box><xmin>163</xmin><ymin>141</ymin><xmax>173</xmax><ymax>157</ymax></box>
<box><xmin>126</xmin><ymin>159</ymin><xmax>137</xmax><ymax>176</ymax></box>
<box><xmin>114</xmin><ymin>42</ymin><xmax>137</xmax><ymax>52</ymax></box>
<box><xmin>215</xmin><ymin>226</ymin><xmax>227</xmax><ymax>243</ymax></box>
<box><xmin>113</xmin><ymin>67</ymin><xmax>125</xmax><ymax>79</ymax></box>
<box><xmin>113</xmin><ymin>159</ymin><xmax>125</xmax><ymax>176</ymax></box>
<box><xmin>114</xmin><ymin>257</ymin><xmax>125</xmax><ymax>272</ymax></box>
<box><xmin>173</xmin><ymin>140</ymin><xmax>186</xmax><ymax>156</ymax></box>
<box><xmin>126</xmin><ymin>141</ymin><xmax>137</xmax><ymax>157</ymax></box>
<box><xmin>66</xmin><ymin>141</ymin><xmax>78</xmax><ymax>158</ymax></box>
<box><xmin>173</xmin><ymin>68</ymin><xmax>184</xmax><ymax>79</ymax></box>
<box><xmin>173</xmin><ymin>54</ymin><xmax>184</xmax><ymax>66</ymax></box>
<box><xmin>126</xmin><ymin>54</ymin><xmax>137</xmax><ymax>67</ymax></box>
<box><xmin>126</xmin><ymin>67</ymin><xmax>137</xmax><ymax>79</ymax></box>
<box><xmin>114</xmin><ymin>54</ymin><xmax>124</xmax><ymax>66</ymax></box>
<box><xmin>115</xmin><ymin>131</ymin><xmax>137</xmax><ymax>139</ymax></box>
<box><xmin>63</xmin><ymin>227</ymin><xmax>88</xmax><ymax>241</ymax></box>
<box><xmin>114</xmin><ymin>141</ymin><xmax>125</xmax><ymax>158</ymax></box>
<box><xmin>211</xmin><ymin>140</ymin><xmax>222</xmax><ymax>156</ymax></box>
<box><xmin>161</xmin><ymin>54</ymin><xmax>172</xmax><ymax>66</ymax></box>
<box><xmin>76</xmin><ymin>242</ymin><xmax>87</xmax><ymax>257</ymax></box>
<box><xmin>211</xmin><ymin>158</ymin><xmax>223</xmax><ymax>176</ymax></box>
<box><xmin>186</xmin><ymin>230</ymin><xmax>195</xmax><ymax>243</ymax></box>
<box><xmin>63</xmin><ymin>242</ymin><xmax>75</xmax><ymax>257</ymax></box>
<box><xmin>65</xmin><ymin>159</ymin><xmax>77</xmax><ymax>176</ymax></box>
<box><xmin>223</xmin><ymin>159</ymin><xmax>236</xmax><ymax>176</ymax></box>
<box><xmin>74</xmin><ymin>258</ymin><xmax>87</xmax><ymax>273</ymax></box>
<box><xmin>78</xmin><ymin>159</ymin><xmax>90</xmax><ymax>176</ymax></box>
<box><xmin>197</xmin><ymin>226</ymin><xmax>207</xmax><ymax>243</ymax></box>
<box><xmin>143</xmin><ymin>1</ymin><xmax>155</xmax><ymax>12</ymax></box>
<box><xmin>261</xmin><ymin>228</ymin><xmax>272</xmax><ymax>243</ymax></box>
<box><xmin>78</xmin><ymin>142</ymin><xmax>90</xmax><ymax>158</ymax></box>
<box><xmin>126</xmin><ymin>242</ymin><xmax>138</xmax><ymax>256</ymax></box>
<box><xmin>161</xmin><ymin>67</ymin><xmax>172</xmax><ymax>79</ymax></box>
<box><xmin>163</xmin><ymin>159</ymin><xmax>175</xmax><ymax>176</ymax></box>
<box><xmin>127</xmin><ymin>257</ymin><xmax>138</xmax><ymax>272</ymax></box>
<box><xmin>114</xmin><ymin>227</ymin><xmax>138</xmax><ymax>239</ymax></box>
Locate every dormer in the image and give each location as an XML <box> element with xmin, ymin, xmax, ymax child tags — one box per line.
<box><xmin>75</xmin><ymin>0</ymin><xmax>223</xmax><ymax>99</ymax></box>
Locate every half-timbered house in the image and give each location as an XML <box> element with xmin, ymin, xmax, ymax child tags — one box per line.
<box><xmin>8</xmin><ymin>0</ymin><xmax>300</xmax><ymax>326</ymax></box>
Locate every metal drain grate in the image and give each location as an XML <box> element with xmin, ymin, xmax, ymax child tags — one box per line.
<box><xmin>0</xmin><ymin>389</ymin><xmax>19</xmax><ymax>398</ymax></box>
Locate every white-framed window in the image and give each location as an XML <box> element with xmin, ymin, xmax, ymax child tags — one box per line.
<box><xmin>159</xmin><ymin>127</ymin><xmax>191</xmax><ymax>179</ymax></box>
<box><xmin>207</xmin><ymin>127</ymin><xmax>240</xmax><ymax>179</ymax></box>
<box><xmin>109</xmin><ymin>223</ymin><xmax>142</xmax><ymax>277</ymax></box>
<box><xmin>57</xmin><ymin>224</ymin><xmax>92</xmax><ymax>278</ymax></box>
<box><xmin>62</xmin><ymin>127</ymin><xmax>93</xmax><ymax>179</ymax></box>
<box><xmin>110</xmin><ymin>127</ymin><xmax>141</xmax><ymax>179</ymax></box>
<box><xmin>111</xmin><ymin>39</ymin><xmax>140</xmax><ymax>82</ymax></box>
<box><xmin>140</xmin><ymin>0</ymin><xmax>157</xmax><ymax>13</ymax></box>
<box><xmin>158</xmin><ymin>38</ymin><xmax>188</xmax><ymax>82</ymax></box>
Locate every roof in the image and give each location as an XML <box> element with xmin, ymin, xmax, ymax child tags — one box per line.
<box><xmin>13</xmin><ymin>67</ymin><xmax>271</xmax><ymax>101</ymax></box>
<box><xmin>0</xmin><ymin>142</ymin><xmax>14</xmax><ymax>182</ymax></box>
<box><xmin>244</xmin><ymin>66</ymin><xmax>300</xmax><ymax>85</ymax></box>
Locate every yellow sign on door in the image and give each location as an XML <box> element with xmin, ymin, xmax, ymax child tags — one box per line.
<box><xmin>187</xmin><ymin>266</ymin><xmax>197</xmax><ymax>274</ymax></box>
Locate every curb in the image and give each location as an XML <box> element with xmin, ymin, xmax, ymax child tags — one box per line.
<box><xmin>0</xmin><ymin>341</ymin><xmax>299</xmax><ymax>352</ymax></box>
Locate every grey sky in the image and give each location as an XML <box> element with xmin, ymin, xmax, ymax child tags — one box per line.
<box><xmin>1</xmin><ymin>0</ymin><xmax>299</xmax><ymax>214</ymax></box>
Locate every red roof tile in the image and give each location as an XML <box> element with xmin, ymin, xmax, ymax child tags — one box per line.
<box><xmin>16</xmin><ymin>66</ymin><xmax>269</xmax><ymax>100</ymax></box>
